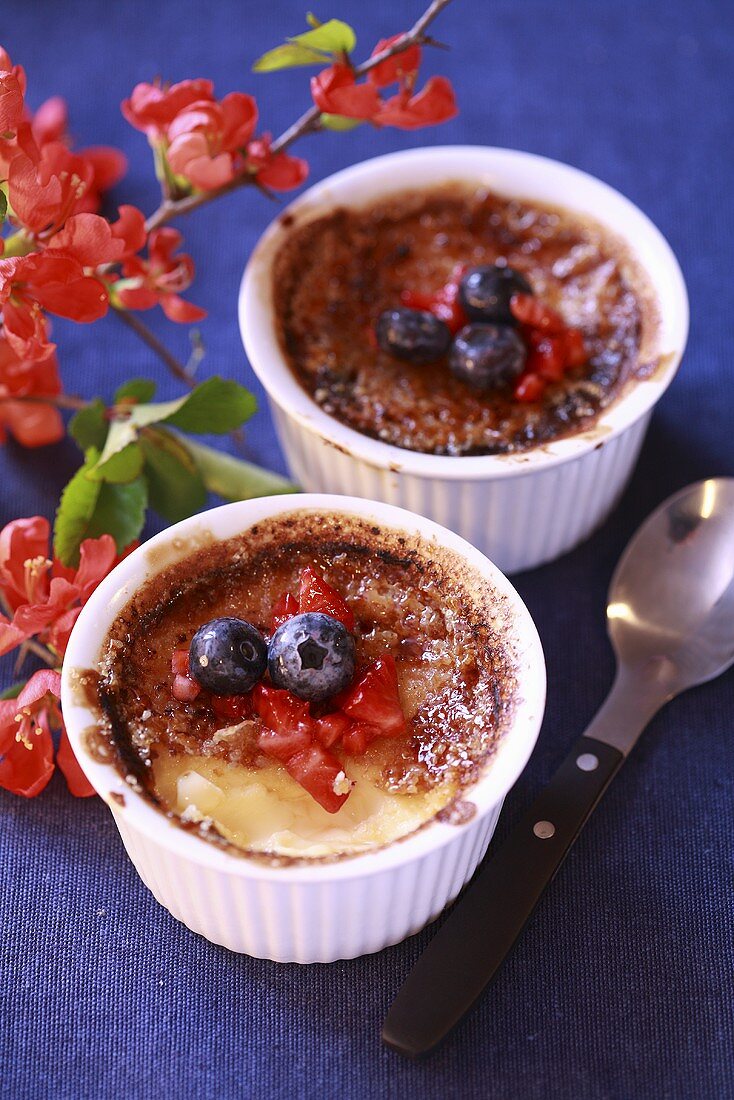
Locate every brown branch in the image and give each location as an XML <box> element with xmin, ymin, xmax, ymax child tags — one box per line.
<box><xmin>15</xmin><ymin>638</ymin><xmax>61</xmax><ymax>673</ymax></box>
<box><xmin>113</xmin><ymin>307</ymin><xmax>196</xmax><ymax>388</ymax></box>
<box><xmin>0</xmin><ymin>392</ymin><xmax>89</xmax><ymax>411</ymax></box>
<box><xmin>144</xmin><ymin>0</ymin><xmax>454</xmax><ymax>232</ymax></box>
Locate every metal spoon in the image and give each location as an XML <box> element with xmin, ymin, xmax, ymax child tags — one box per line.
<box><xmin>383</xmin><ymin>478</ymin><xmax>734</xmax><ymax>1058</ymax></box>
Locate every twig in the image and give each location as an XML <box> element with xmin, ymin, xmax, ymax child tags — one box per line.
<box><xmin>14</xmin><ymin>638</ymin><xmax>60</xmax><ymax>673</ymax></box>
<box><xmin>144</xmin><ymin>0</ymin><xmax>454</xmax><ymax>232</ymax></box>
<box><xmin>113</xmin><ymin>307</ymin><xmax>195</xmax><ymax>388</ymax></box>
<box><xmin>1</xmin><ymin>393</ymin><xmax>89</xmax><ymax>411</ymax></box>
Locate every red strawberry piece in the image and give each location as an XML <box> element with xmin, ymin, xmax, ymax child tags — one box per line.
<box><xmin>285</xmin><ymin>744</ymin><xmax>352</xmax><ymax>814</ymax></box>
<box><xmin>253</xmin><ymin>682</ymin><xmax>315</xmax><ymax>761</ymax></box>
<box><xmin>172</xmin><ymin>674</ymin><xmax>201</xmax><ymax>702</ymax></box>
<box><xmin>210</xmin><ymin>693</ymin><xmax>253</xmax><ymax>722</ymax></box>
<box><xmin>529</xmin><ymin>336</ymin><xmax>567</xmax><ymax>382</ymax></box>
<box><xmin>401</xmin><ymin>263</ymin><xmax>468</xmax><ymax>335</ymax></box>
<box><xmin>340</xmin><ymin>655</ymin><xmax>407</xmax><ymax>737</ymax></box>
<box><xmin>171</xmin><ymin>648</ymin><xmax>190</xmax><ymax>676</ymax></box>
<box><xmin>510</xmin><ymin>293</ymin><xmax>566</xmax><ymax>335</ymax></box>
<box><xmin>258</xmin><ymin>724</ymin><xmax>313</xmax><ymax>763</ymax></box>
<box><xmin>313</xmin><ymin>712</ymin><xmax>351</xmax><ymax>748</ymax></box>
<box><xmin>513</xmin><ymin>373</ymin><xmax>546</xmax><ymax>403</ymax></box>
<box><xmin>270</xmin><ymin>591</ymin><xmax>298</xmax><ymax>633</ymax></box>
<box><xmin>563</xmin><ymin>327</ymin><xmax>588</xmax><ymax>368</ymax></box>
<box><xmin>298</xmin><ymin>566</ymin><xmax>355</xmax><ymax>632</ymax></box>
<box><xmin>341</xmin><ymin>721</ymin><xmax>381</xmax><ymax>756</ymax></box>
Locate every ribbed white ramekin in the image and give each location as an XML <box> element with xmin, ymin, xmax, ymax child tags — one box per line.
<box><xmin>60</xmin><ymin>495</ymin><xmax>545</xmax><ymax>963</ymax></box>
<box><xmin>240</xmin><ymin>146</ymin><xmax>689</xmax><ymax>574</ymax></box>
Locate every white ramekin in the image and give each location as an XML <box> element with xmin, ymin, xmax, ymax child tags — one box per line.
<box><xmin>60</xmin><ymin>494</ymin><xmax>545</xmax><ymax>963</ymax></box>
<box><xmin>239</xmin><ymin>146</ymin><xmax>689</xmax><ymax>574</ymax></box>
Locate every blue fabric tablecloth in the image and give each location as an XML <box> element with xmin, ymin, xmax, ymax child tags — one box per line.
<box><xmin>2</xmin><ymin>2</ymin><xmax>732</xmax><ymax>1097</ymax></box>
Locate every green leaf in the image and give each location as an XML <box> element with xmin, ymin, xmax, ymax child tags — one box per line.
<box><xmin>252</xmin><ymin>42</ymin><xmax>327</xmax><ymax>73</ymax></box>
<box><xmin>0</xmin><ymin>189</ymin><xmax>7</xmax><ymax>222</ymax></box>
<box><xmin>140</xmin><ymin>428</ymin><xmax>207</xmax><ymax>523</ymax></box>
<box><xmin>319</xmin><ymin>113</ymin><xmax>363</xmax><ymax>131</ymax></box>
<box><xmin>54</xmin><ymin>449</ymin><xmax>148</xmax><ymax>567</ymax></box>
<box><xmin>93</xmin><ymin>441</ymin><xmax>144</xmax><ymax>484</ymax></box>
<box><xmin>1</xmin><ymin>681</ymin><xmax>25</xmax><ymax>700</ymax></box>
<box><xmin>158</xmin><ymin>377</ymin><xmax>257</xmax><ymax>434</ymax></box>
<box><xmin>114</xmin><ymin>378</ymin><xmax>157</xmax><ymax>404</ymax></box>
<box><xmin>69</xmin><ymin>400</ymin><xmax>108</xmax><ymax>453</ymax></box>
<box><xmin>305</xmin><ymin>12</ymin><xmax>321</xmax><ymax>28</ymax></box>
<box><xmin>95</xmin><ymin>418</ymin><xmax>139</xmax><ymax>471</ymax></box>
<box><xmin>252</xmin><ymin>17</ymin><xmax>356</xmax><ymax>72</ymax></box>
<box><xmin>185</xmin><ymin>438</ymin><xmax>298</xmax><ymax>501</ymax></box>
<box><xmin>291</xmin><ymin>19</ymin><xmax>356</xmax><ymax>54</ymax></box>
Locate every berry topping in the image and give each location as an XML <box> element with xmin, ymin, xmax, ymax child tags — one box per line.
<box><xmin>458</xmin><ymin>265</ymin><xmax>533</xmax><ymax>324</ymax></box>
<box><xmin>449</xmin><ymin>324</ymin><xmax>526</xmax><ymax>392</ymax></box>
<box><xmin>509</xmin><ymin>292</ymin><xmax>588</xmax><ymax>402</ymax></box>
<box><xmin>509</xmin><ymin>292</ymin><xmax>565</xmax><ymax>334</ymax></box>
<box><xmin>340</xmin><ymin>655</ymin><xmax>407</xmax><ymax>737</ymax></box>
<box><xmin>376</xmin><ymin>307</ymin><xmax>452</xmax><ymax>365</ymax></box>
<box><xmin>189</xmin><ymin>617</ymin><xmax>268</xmax><ymax>695</ymax></box>
<box><xmin>400</xmin><ymin>263</ymin><xmax>468</xmax><ymax>334</ymax></box>
<box><xmin>268</xmin><ymin>612</ymin><xmax>357</xmax><ymax>703</ymax></box>
<box><xmin>270</xmin><ymin>591</ymin><xmax>298</xmax><ymax>633</ymax></box>
<box><xmin>284</xmin><ymin>744</ymin><xmax>352</xmax><ymax>814</ymax></box>
<box><xmin>210</xmin><ymin>693</ymin><xmax>253</xmax><ymax>723</ymax></box>
<box><xmin>298</xmin><ymin>566</ymin><xmax>355</xmax><ymax>632</ymax></box>
<box><xmin>171</xmin><ymin>649</ymin><xmax>201</xmax><ymax>702</ymax></box>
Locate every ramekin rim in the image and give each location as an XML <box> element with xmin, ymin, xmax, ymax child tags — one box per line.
<box><xmin>60</xmin><ymin>493</ymin><xmax>546</xmax><ymax>882</ymax></box>
<box><xmin>239</xmin><ymin>144</ymin><xmax>689</xmax><ymax>480</ymax></box>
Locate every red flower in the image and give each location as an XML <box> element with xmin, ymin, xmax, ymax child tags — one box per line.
<box><xmin>0</xmin><ymin>670</ymin><xmax>60</xmax><ymax>797</ymax></box>
<box><xmin>310</xmin><ymin>64</ymin><xmax>382</xmax><ymax>120</ymax></box>
<box><xmin>0</xmin><ymin>669</ymin><xmax>95</xmax><ymax>798</ymax></box>
<box><xmin>116</xmin><ymin>227</ymin><xmax>205</xmax><ymax>323</ymax></box>
<box><xmin>30</xmin><ymin>95</ymin><xmax>127</xmax><ymax>215</ymax></box>
<box><xmin>0</xmin><ymin>252</ymin><xmax>109</xmax><ymax>360</ymax></box>
<box><xmin>7</xmin><ymin>142</ymin><xmax>95</xmax><ymax>236</ymax></box>
<box><xmin>0</xmin><ymin>516</ymin><xmax>120</xmax><ymax>657</ymax></box>
<box><xmin>0</xmin><ymin>336</ymin><xmax>64</xmax><ymax>448</ymax></box>
<box><xmin>46</xmin><ymin>205</ymin><xmax>147</xmax><ymax>266</ymax></box>
<box><xmin>368</xmin><ymin>36</ymin><xmax>422</xmax><ymax>89</ymax></box>
<box><xmin>376</xmin><ymin>76</ymin><xmax>458</xmax><ymax>130</ymax></box>
<box><xmin>0</xmin><ymin>47</ymin><xmax>26</xmax><ymax>135</ymax></box>
<box><xmin>166</xmin><ymin>92</ymin><xmax>258</xmax><ymax>191</ymax></box>
<box><xmin>121</xmin><ymin>78</ymin><xmax>215</xmax><ymax>137</ymax></box>
<box><xmin>245</xmin><ymin>135</ymin><xmax>308</xmax><ymax>192</ymax></box>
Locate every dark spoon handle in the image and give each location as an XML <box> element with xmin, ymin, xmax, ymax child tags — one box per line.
<box><xmin>382</xmin><ymin>735</ymin><xmax>624</xmax><ymax>1058</ymax></box>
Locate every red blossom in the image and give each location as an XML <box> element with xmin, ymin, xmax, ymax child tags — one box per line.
<box><xmin>166</xmin><ymin>92</ymin><xmax>258</xmax><ymax>191</ymax></box>
<box><xmin>245</xmin><ymin>135</ymin><xmax>308</xmax><ymax>192</ymax></box>
<box><xmin>0</xmin><ymin>669</ymin><xmax>95</xmax><ymax>798</ymax></box>
<box><xmin>116</xmin><ymin>227</ymin><xmax>205</xmax><ymax>322</ymax></box>
<box><xmin>46</xmin><ymin>205</ymin><xmax>147</xmax><ymax>266</ymax></box>
<box><xmin>7</xmin><ymin>142</ymin><xmax>95</xmax><ymax>236</ymax></box>
<box><xmin>0</xmin><ymin>516</ymin><xmax>121</xmax><ymax>657</ymax></box>
<box><xmin>0</xmin><ymin>47</ymin><xmax>26</xmax><ymax>136</ymax></box>
<box><xmin>0</xmin><ymin>670</ymin><xmax>60</xmax><ymax>797</ymax></box>
<box><xmin>310</xmin><ymin>64</ymin><xmax>382</xmax><ymax>120</ymax></box>
<box><xmin>0</xmin><ymin>252</ymin><xmax>109</xmax><ymax>360</ymax></box>
<box><xmin>376</xmin><ymin>76</ymin><xmax>458</xmax><ymax>130</ymax></box>
<box><xmin>368</xmin><ymin>35</ymin><xmax>422</xmax><ymax>89</ymax></box>
<box><xmin>121</xmin><ymin>78</ymin><xmax>215</xmax><ymax>137</ymax></box>
<box><xmin>0</xmin><ymin>336</ymin><xmax>64</xmax><ymax>448</ymax></box>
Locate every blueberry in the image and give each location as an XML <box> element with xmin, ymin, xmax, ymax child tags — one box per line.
<box><xmin>376</xmin><ymin>308</ymin><xmax>452</xmax><ymax>365</ymax></box>
<box><xmin>268</xmin><ymin>612</ymin><xmax>356</xmax><ymax>703</ymax></box>
<box><xmin>449</xmin><ymin>324</ymin><xmax>527</xmax><ymax>392</ymax></box>
<box><xmin>189</xmin><ymin>617</ymin><xmax>267</xmax><ymax>695</ymax></box>
<box><xmin>458</xmin><ymin>265</ymin><xmax>533</xmax><ymax>324</ymax></box>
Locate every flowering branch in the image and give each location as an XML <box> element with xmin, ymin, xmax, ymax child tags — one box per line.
<box><xmin>114</xmin><ymin>307</ymin><xmax>195</xmax><ymax>387</ymax></box>
<box><xmin>144</xmin><ymin>0</ymin><xmax>455</xmax><ymax>232</ymax></box>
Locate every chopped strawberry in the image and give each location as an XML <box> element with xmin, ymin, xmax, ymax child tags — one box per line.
<box><xmin>401</xmin><ymin>262</ymin><xmax>468</xmax><ymax>334</ymax></box>
<box><xmin>313</xmin><ymin>712</ymin><xmax>351</xmax><ymax>748</ymax></box>
<box><xmin>258</xmin><ymin>723</ymin><xmax>313</xmax><ymax>763</ymax></box>
<box><xmin>528</xmin><ymin>336</ymin><xmax>567</xmax><ymax>382</ymax></box>
<box><xmin>563</xmin><ymin>327</ymin><xmax>588</xmax><ymax>368</ymax></box>
<box><xmin>172</xmin><ymin>674</ymin><xmax>201</xmax><ymax>702</ymax></box>
<box><xmin>510</xmin><ymin>293</ymin><xmax>566</xmax><ymax>334</ymax></box>
<box><xmin>513</xmin><ymin>373</ymin><xmax>546</xmax><ymax>403</ymax></box>
<box><xmin>340</xmin><ymin>655</ymin><xmax>407</xmax><ymax>737</ymax></box>
<box><xmin>285</xmin><ymin>744</ymin><xmax>352</xmax><ymax>814</ymax></box>
<box><xmin>171</xmin><ymin>648</ymin><xmax>190</xmax><ymax>676</ymax></box>
<box><xmin>270</xmin><ymin>591</ymin><xmax>298</xmax><ymax>633</ymax></box>
<box><xmin>210</xmin><ymin>693</ymin><xmax>253</xmax><ymax>722</ymax></box>
<box><xmin>253</xmin><ymin>683</ymin><xmax>311</xmax><ymax>735</ymax></box>
<box><xmin>298</xmin><ymin>566</ymin><xmax>355</xmax><ymax>632</ymax></box>
<box><xmin>341</xmin><ymin>721</ymin><xmax>381</xmax><ymax>755</ymax></box>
